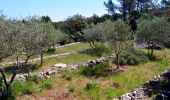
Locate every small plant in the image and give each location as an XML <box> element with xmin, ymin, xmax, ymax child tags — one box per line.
<box><xmin>11</xmin><ymin>81</ymin><xmax>23</xmax><ymax>96</ymax></box>
<box><xmin>61</xmin><ymin>70</ymin><xmax>75</xmax><ymax>81</ymax></box>
<box><xmin>27</xmin><ymin>75</ymin><xmax>40</xmax><ymax>84</ymax></box>
<box><xmin>68</xmin><ymin>86</ymin><xmax>75</xmax><ymax>92</ymax></box>
<box><xmin>65</xmin><ymin>76</ymin><xmax>72</xmax><ymax>81</ymax></box>
<box><xmin>22</xmin><ymin>82</ymin><xmax>34</xmax><ymax>95</ymax></box>
<box><xmin>46</xmin><ymin>48</ymin><xmax>56</xmax><ymax>54</ymax></box>
<box><xmin>85</xmin><ymin>82</ymin><xmax>98</xmax><ymax>90</ymax></box>
<box><xmin>41</xmin><ymin>81</ymin><xmax>53</xmax><ymax>90</ymax></box>
<box><xmin>80</xmin><ymin>62</ymin><xmax>109</xmax><ymax>77</ymax></box>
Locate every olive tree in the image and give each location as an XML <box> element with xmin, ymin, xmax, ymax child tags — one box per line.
<box><xmin>102</xmin><ymin>20</ymin><xmax>131</xmax><ymax>69</ymax></box>
<box><xmin>0</xmin><ymin>17</ymin><xmax>23</xmax><ymax>96</ymax></box>
<box><xmin>83</xmin><ymin>24</ymin><xmax>103</xmax><ymax>49</ymax></box>
<box><xmin>35</xmin><ymin>21</ymin><xmax>58</xmax><ymax>66</ymax></box>
<box><xmin>137</xmin><ymin>17</ymin><xmax>170</xmax><ymax>57</ymax></box>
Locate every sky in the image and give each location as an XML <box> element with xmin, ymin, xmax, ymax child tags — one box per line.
<box><xmin>0</xmin><ymin>0</ymin><xmax>112</xmax><ymax>22</ymax></box>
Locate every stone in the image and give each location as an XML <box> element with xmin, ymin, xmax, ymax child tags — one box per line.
<box><xmin>46</xmin><ymin>70</ymin><xmax>53</xmax><ymax>75</ymax></box>
<box><xmin>54</xmin><ymin>63</ymin><xmax>67</xmax><ymax>69</ymax></box>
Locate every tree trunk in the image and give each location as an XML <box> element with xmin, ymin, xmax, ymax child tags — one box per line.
<box><xmin>116</xmin><ymin>54</ymin><xmax>120</xmax><ymax>69</ymax></box>
<box><xmin>0</xmin><ymin>69</ymin><xmax>9</xmax><ymax>91</ymax></box>
<box><xmin>40</xmin><ymin>53</ymin><xmax>43</xmax><ymax>67</ymax></box>
<box><xmin>150</xmin><ymin>46</ymin><xmax>154</xmax><ymax>57</ymax></box>
<box><xmin>25</xmin><ymin>56</ymin><xmax>30</xmax><ymax>64</ymax></box>
<box><xmin>122</xmin><ymin>0</ymin><xmax>126</xmax><ymax>21</ymax></box>
<box><xmin>147</xmin><ymin>43</ymin><xmax>150</xmax><ymax>56</ymax></box>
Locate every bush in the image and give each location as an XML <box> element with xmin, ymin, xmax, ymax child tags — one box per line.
<box><xmin>41</xmin><ymin>81</ymin><xmax>53</xmax><ymax>90</ymax></box>
<box><xmin>22</xmin><ymin>82</ymin><xmax>34</xmax><ymax>95</ymax></box>
<box><xmin>61</xmin><ymin>70</ymin><xmax>75</xmax><ymax>81</ymax></box>
<box><xmin>80</xmin><ymin>62</ymin><xmax>109</xmax><ymax>77</ymax></box>
<box><xmin>85</xmin><ymin>82</ymin><xmax>98</xmax><ymax>90</ymax></box>
<box><xmin>11</xmin><ymin>81</ymin><xmax>23</xmax><ymax>96</ymax></box>
<box><xmin>91</xmin><ymin>44</ymin><xmax>110</xmax><ymax>57</ymax></box>
<box><xmin>46</xmin><ymin>48</ymin><xmax>56</xmax><ymax>54</ymax></box>
<box><xmin>27</xmin><ymin>75</ymin><xmax>40</xmax><ymax>84</ymax></box>
<box><xmin>68</xmin><ymin>86</ymin><xmax>75</xmax><ymax>92</ymax></box>
<box><xmin>118</xmin><ymin>48</ymin><xmax>148</xmax><ymax>66</ymax></box>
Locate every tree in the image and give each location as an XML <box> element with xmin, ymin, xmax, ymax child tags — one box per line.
<box><xmin>83</xmin><ymin>24</ymin><xmax>103</xmax><ymax>48</ymax></box>
<box><xmin>63</xmin><ymin>14</ymin><xmax>87</xmax><ymax>42</ymax></box>
<box><xmin>35</xmin><ymin>21</ymin><xmax>58</xmax><ymax>66</ymax></box>
<box><xmin>168</xmin><ymin>5</ymin><xmax>170</xmax><ymax>20</ymax></box>
<box><xmin>137</xmin><ymin>17</ymin><xmax>170</xmax><ymax>57</ymax></box>
<box><xmin>41</xmin><ymin>16</ymin><xmax>52</xmax><ymax>22</ymax></box>
<box><xmin>0</xmin><ymin>16</ymin><xmax>23</xmax><ymax>98</ymax></box>
<box><xmin>104</xmin><ymin>0</ymin><xmax>118</xmax><ymax>20</ymax></box>
<box><xmin>19</xmin><ymin>18</ymin><xmax>42</xmax><ymax>64</ymax></box>
<box><xmin>102</xmin><ymin>20</ymin><xmax>131</xmax><ymax>69</ymax></box>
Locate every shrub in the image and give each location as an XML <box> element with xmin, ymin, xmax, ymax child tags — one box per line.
<box><xmin>41</xmin><ymin>81</ymin><xmax>53</xmax><ymax>90</ymax></box>
<box><xmin>85</xmin><ymin>82</ymin><xmax>98</xmax><ymax>90</ymax></box>
<box><xmin>80</xmin><ymin>62</ymin><xmax>109</xmax><ymax>77</ymax></box>
<box><xmin>46</xmin><ymin>48</ymin><xmax>56</xmax><ymax>54</ymax></box>
<box><xmin>118</xmin><ymin>48</ymin><xmax>148</xmax><ymax>66</ymax></box>
<box><xmin>11</xmin><ymin>81</ymin><xmax>23</xmax><ymax>96</ymax></box>
<box><xmin>68</xmin><ymin>86</ymin><xmax>75</xmax><ymax>92</ymax></box>
<box><xmin>22</xmin><ymin>82</ymin><xmax>34</xmax><ymax>95</ymax></box>
<box><xmin>91</xmin><ymin>44</ymin><xmax>110</xmax><ymax>57</ymax></box>
<box><xmin>27</xmin><ymin>75</ymin><xmax>40</xmax><ymax>84</ymax></box>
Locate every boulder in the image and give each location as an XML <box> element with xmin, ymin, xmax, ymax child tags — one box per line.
<box><xmin>54</xmin><ymin>63</ymin><xmax>67</xmax><ymax>69</ymax></box>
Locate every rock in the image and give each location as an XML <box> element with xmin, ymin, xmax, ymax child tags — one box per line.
<box><xmin>86</xmin><ymin>63</ymin><xmax>93</xmax><ymax>67</ymax></box>
<box><xmin>155</xmin><ymin>94</ymin><xmax>166</xmax><ymax>100</ymax></box>
<box><xmin>46</xmin><ymin>70</ymin><xmax>53</xmax><ymax>75</ymax></box>
<box><xmin>18</xmin><ymin>75</ymin><xmax>26</xmax><ymax>81</ymax></box>
<box><xmin>54</xmin><ymin>63</ymin><xmax>67</xmax><ymax>69</ymax></box>
<box><xmin>96</xmin><ymin>59</ymin><xmax>101</xmax><ymax>64</ymax></box>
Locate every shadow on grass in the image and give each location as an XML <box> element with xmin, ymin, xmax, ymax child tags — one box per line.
<box><xmin>4</xmin><ymin>64</ymin><xmax>39</xmax><ymax>74</ymax></box>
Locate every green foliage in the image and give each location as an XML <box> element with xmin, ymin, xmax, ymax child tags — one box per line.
<box><xmin>0</xmin><ymin>77</ymin><xmax>3</xmax><ymax>87</ymax></box>
<box><xmin>27</xmin><ymin>75</ymin><xmax>40</xmax><ymax>84</ymax></box>
<box><xmin>11</xmin><ymin>81</ymin><xmax>34</xmax><ymax>96</ymax></box>
<box><xmin>46</xmin><ymin>48</ymin><xmax>56</xmax><ymax>55</ymax></box>
<box><xmin>21</xmin><ymin>82</ymin><xmax>34</xmax><ymax>95</ymax></box>
<box><xmin>91</xmin><ymin>44</ymin><xmax>110</xmax><ymax>57</ymax></box>
<box><xmin>57</xmin><ymin>33</ymin><xmax>70</xmax><ymax>45</ymax></box>
<box><xmin>137</xmin><ymin>17</ymin><xmax>170</xmax><ymax>56</ymax></box>
<box><xmin>11</xmin><ymin>81</ymin><xmax>23</xmax><ymax>96</ymax></box>
<box><xmin>80</xmin><ymin>62</ymin><xmax>109</xmax><ymax>77</ymax></box>
<box><xmin>118</xmin><ymin>48</ymin><xmax>148</xmax><ymax>65</ymax></box>
<box><xmin>61</xmin><ymin>70</ymin><xmax>76</xmax><ymax>81</ymax></box>
<box><xmin>68</xmin><ymin>86</ymin><xmax>75</xmax><ymax>92</ymax></box>
<box><xmin>41</xmin><ymin>81</ymin><xmax>53</xmax><ymax>90</ymax></box>
<box><xmin>85</xmin><ymin>82</ymin><xmax>98</xmax><ymax>90</ymax></box>
<box><xmin>62</xmin><ymin>14</ymin><xmax>87</xmax><ymax>42</ymax></box>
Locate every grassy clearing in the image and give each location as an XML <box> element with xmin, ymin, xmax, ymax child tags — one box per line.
<box><xmin>16</xmin><ymin>49</ymin><xmax>170</xmax><ymax>100</ymax></box>
<box><xmin>37</xmin><ymin>53</ymin><xmax>100</xmax><ymax>70</ymax></box>
<box><xmin>2</xmin><ymin>43</ymin><xmax>90</xmax><ymax>63</ymax></box>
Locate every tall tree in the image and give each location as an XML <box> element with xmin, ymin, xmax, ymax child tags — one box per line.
<box><xmin>104</xmin><ymin>0</ymin><xmax>118</xmax><ymax>20</ymax></box>
<box><xmin>63</xmin><ymin>14</ymin><xmax>87</xmax><ymax>42</ymax></box>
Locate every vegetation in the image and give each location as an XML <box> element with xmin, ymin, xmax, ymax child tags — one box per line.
<box><xmin>1</xmin><ymin>0</ymin><xmax>170</xmax><ymax>99</ymax></box>
<box><xmin>137</xmin><ymin>17</ymin><xmax>170</xmax><ymax>57</ymax></box>
<box><xmin>118</xmin><ymin>48</ymin><xmax>148</xmax><ymax>65</ymax></box>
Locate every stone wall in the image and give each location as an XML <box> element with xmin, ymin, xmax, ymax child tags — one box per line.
<box><xmin>118</xmin><ymin>69</ymin><xmax>170</xmax><ymax>100</ymax></box>
<box><xmin>14</xmin><ymin>55</ymin><xmax>115</xmax><ymax>82</ymax></box>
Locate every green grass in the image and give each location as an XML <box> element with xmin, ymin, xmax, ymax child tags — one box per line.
<box><xmin>2</xmin><ymin>43</ymin><xmax>91</xmax><ymax>63</ymax></box>
<box><xmin>4</xmin><ymin>46</ymin><xmax>170</xmax><ymax>99</ymax></box>
<box><xmin>38</xmin><ymin>53</ymin><xmax>100</xmax><ymax>70</ymax></box>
